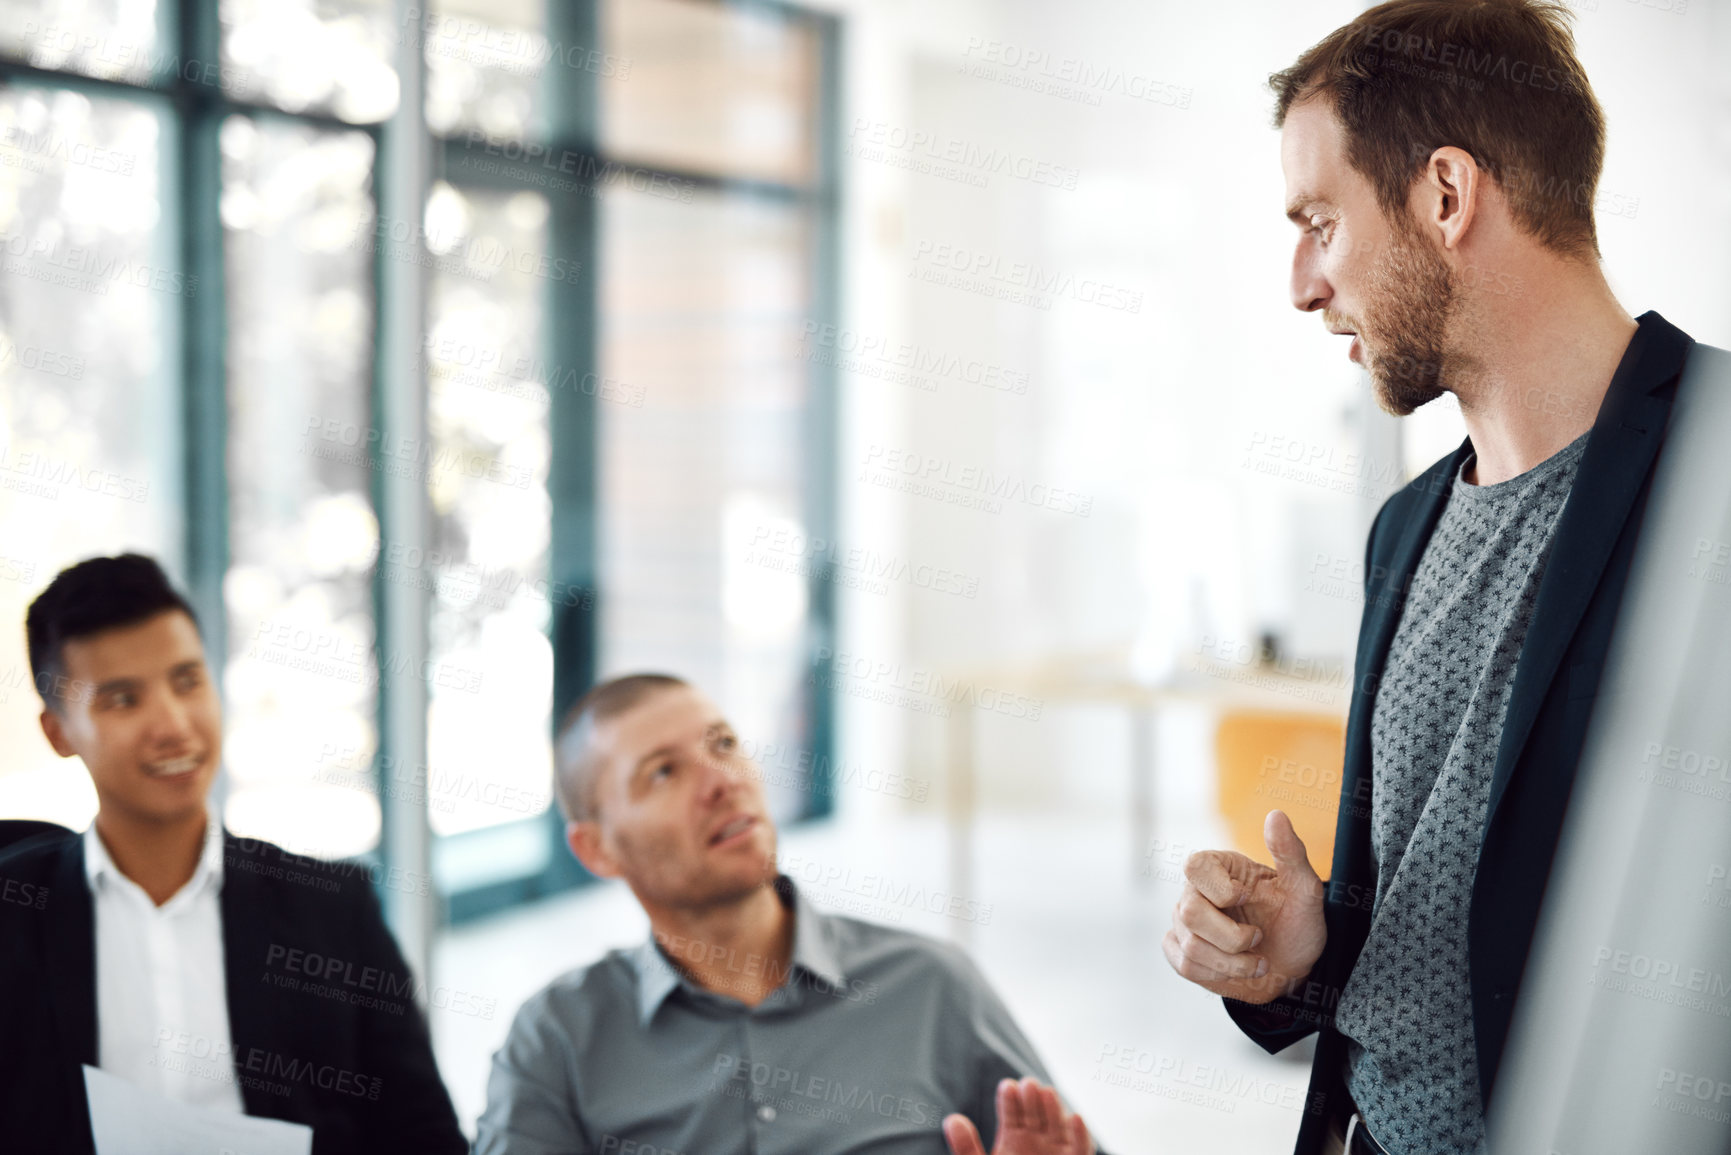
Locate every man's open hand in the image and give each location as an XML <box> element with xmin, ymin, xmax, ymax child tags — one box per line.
<box><xmin>1162</xmin><ymin>809</ymin><xmax>1327</xmax><ymax>1004</ymax></box>
<box><xmin>942</xmin><ymin>1077</ymin><xmax>1093</xmax><ymax>1155</ymax></box>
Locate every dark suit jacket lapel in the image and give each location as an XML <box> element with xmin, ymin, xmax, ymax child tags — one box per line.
<box><xmin>220</xmin><ymin>831</ymin><xmax>292</xmax><ymax>1118</ymax></box>
<box><xmin>1336</xmin><ymin>441</ymin><xmax>1470</xmax><ymax>888</ymax></box>
<box><xmin>43</xmin><ymin>836</ymin><xmax>98</xmax><ymax>1068</ymax></box>
<box><xmin>1481</xmin><ymin>312</ymin><xmax>1695</xmax><ymax>839</ymax></box>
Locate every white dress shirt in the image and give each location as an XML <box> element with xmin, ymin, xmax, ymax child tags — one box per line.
<box><xmin>83</xmin><ymin>813</ymin><xmax>245</xmax><ymax>1113</ymax></box>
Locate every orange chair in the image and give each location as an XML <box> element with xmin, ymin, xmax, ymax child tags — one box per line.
<box><xmin>1214</xmin><ymin>710</ymin><xmax>1348</xmax><ymax>873</ymax></box>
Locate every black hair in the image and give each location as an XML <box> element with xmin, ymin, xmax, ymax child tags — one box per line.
<box><xmin>25</xmin><ymin>553</ymin><xmax>200</xmax><ymax>710</ymax></box>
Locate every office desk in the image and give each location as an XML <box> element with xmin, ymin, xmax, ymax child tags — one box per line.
<box><xmin>940</xmin><ymin>648</ymin><xmax>1349</xmax><ymax>945</ymax></box>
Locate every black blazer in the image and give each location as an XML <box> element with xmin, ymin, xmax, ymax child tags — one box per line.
<box><xmin>0</xmin><ymin>826</ymin><xmax>468</xmax><ymax>1155</ymax></box>
<box><xmin>1225</xmin><ymin>310</ymin><xmax>1708</xmax><ymax>1154</ymax></box>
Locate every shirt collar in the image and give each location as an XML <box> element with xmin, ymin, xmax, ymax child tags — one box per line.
<box><xmin>632</xmin><ymin>874</ymin><xmax>847</xmax><ymax>1026</ymax></box>
<box><xmin>83</xmin><ymin>809</ymin><xmax>225</xmax><ymax>902</ymax></box>
<box><xmin>630</xmin><ymin>936</ymin><xmax>683</xmax><ymax>1025</ymax></box>
<box><xmin>783</xmin><ymin>875</ymin><xmax>848</xmax><ymax>991</ymax></box>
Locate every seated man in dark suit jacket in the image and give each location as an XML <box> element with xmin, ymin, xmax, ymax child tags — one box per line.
<box><xmin>0</xmin><ymin>553</ymin><xmax>468</xmax><ymax>1155</ymax></box>
<box><xmin>1163</xmin><ymin>3</ymin><xmax>1728</xmax><ymax>1155</ymax></box>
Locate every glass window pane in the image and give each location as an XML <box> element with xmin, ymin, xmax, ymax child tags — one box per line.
<box><xmin>421</xmin><ymin>0</ymin><xmax>550</xmax><ymax>143</ymax></box>
<box><xmin>599</xmin><ymin>183</ymin><xmax>815</xmax><ymax>819</ymax></box>
<box><xmin>220</xmin><ymin>0</ymin><xmax>399</xmax><ymax>123</ymax></box>
<box><xmin>0</xmin><ymin>0</ymin><xmax>163</xmax><ymax>84</ymax></box>
<box><xmin>0</xmin><ymin>84</ymin><xmax>182</xmax><ymax>827</ymax></box>
<box><xmin>220</xmin><ymin>115</ymin><xmax>381</xmax><ymax>858</ymax></box>
<box><xmin>601</xmin><ymin>0</ymin><xmax>819</xmax><ymax>186</ymax></box>
<box><xmin>422</xmin><ymin>180</ymin><xmax>555</xmax><ymax>837</ymax></box>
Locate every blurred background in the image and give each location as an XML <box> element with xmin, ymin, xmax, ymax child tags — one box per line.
<box><xmin>1</xmin><ymin>0</ymin><xmax>1727</xmax><ymax>1148</ymax></box>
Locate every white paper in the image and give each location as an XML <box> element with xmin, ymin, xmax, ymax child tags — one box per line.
<box><xmin>83</xmin><ymin>1065</ymin><xmax>314</xmax><ymax>1155</ymax></box>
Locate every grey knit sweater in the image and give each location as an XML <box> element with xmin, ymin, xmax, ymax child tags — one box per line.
<box><xmin>1334</xmin><ymin>430</ymin><xmax>1591</xmax><ymax>1154</ymax></box>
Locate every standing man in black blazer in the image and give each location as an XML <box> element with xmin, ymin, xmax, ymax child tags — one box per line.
<box><xmin>0</xmin><ymin>553</ymin><xmax>467</xmax><ymax>1154</ymax></box>
<box><xmin>1162</xmin><ymin>2</ymin><xmax>1723</xmax><ymax>1154</ymax></box>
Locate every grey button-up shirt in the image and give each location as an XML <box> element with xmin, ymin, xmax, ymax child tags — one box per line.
<box><xmin>474</xmin><ymin>877</ymin><xmax>1058</xmax><ymax>1155</ymax></box>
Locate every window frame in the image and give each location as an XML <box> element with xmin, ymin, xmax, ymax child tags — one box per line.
<box><xmin>428</xmin><ymin>0</ymin><xmax>844</xmax><ymax>923</ymax></box>
<box><xmin>0</xmin><ymin>0</ymin><xmax>843</xmax><ymax>935</ymax></box>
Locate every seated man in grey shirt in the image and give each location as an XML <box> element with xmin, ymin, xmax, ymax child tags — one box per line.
<box><xmin>475</xmin><ymin>673</ymin><xmax>1096</xmax><ymax>1155</ymax></box>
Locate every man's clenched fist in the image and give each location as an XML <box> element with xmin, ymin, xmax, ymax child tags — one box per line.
<box><xmin>1162</xmin><ymin>810</ymin><xmax>1327</xmax><ymax>1004</ymax></box>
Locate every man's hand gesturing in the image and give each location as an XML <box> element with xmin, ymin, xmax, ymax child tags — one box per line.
<box><xmin>1162</xmin><ymin>810</ymin><xmax>1327</xmax><ymax>1004</ymax></box>
<box><xmin>942</xmin><ymin>1077</ymin><xmax>1092</xmax><ymax>1155</ymax></box>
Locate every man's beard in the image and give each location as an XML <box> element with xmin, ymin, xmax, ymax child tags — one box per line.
<box><xmin>1358</xmin><ymin>223</ymin><xmax>1460</xmax><ymax>417</ymax></box>
<box><xmin>618</xmin><ymin>821</ymin><xmax>779</xmax><ymax>912</ymax></box>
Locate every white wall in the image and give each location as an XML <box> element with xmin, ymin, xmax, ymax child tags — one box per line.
<box><xmin>821</xmin><ymin>0</ymin><xmax>1731</xmax><ymax>821</ymax></box>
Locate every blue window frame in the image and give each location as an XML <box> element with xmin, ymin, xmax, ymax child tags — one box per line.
<box><xmin>0</xmin><ymin>0</ymin><xmax>841</xmax><ymax>944</ymax></box>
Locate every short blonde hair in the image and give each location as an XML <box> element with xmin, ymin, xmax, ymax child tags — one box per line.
<box><xmin>553</xmin><ymin>673</ymin><xmax>690</xmax><ymax>822</ymax></box>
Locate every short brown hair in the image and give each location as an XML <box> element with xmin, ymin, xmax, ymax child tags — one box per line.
<box><xmin>554</xmin><ymin>673</ymin><xmax>690</xmax><ymax>822</ymax></box>
<box><xmin>1271</xmin><ymin>0</ymin><xmax>1605</xmax><ymax>258</ymax></box>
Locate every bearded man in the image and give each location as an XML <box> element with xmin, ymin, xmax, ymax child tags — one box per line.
<box><xmin>1162</xmin><ymin>2</ymin><xmax>1724</xmax><ymax>1154</ymax></box>
<box><xmin>476</xmin><ymin>674</ymin><xmax>1097</xmax><ymax>1155</ymax></box>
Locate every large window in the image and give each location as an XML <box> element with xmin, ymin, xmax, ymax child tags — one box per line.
<box><xmin>422</xmin><ymin>0</ymin><xmax>839</xmax><ymax>915</ymax></box>
<box><xmin>222</xmin><ymin>116</ymin><xmax>382</xmax><ymax>858</ymax></box>
<box><xmin>0</xmin><ymin>0</ymin><xmax>839</xmax><ymax>925</ymax></box>
<box><xmin>0</xmin><ymin>1</ymin><xmax>398</xmax><ymax>856</ymax></box>
<box><xmin>597</xmin><ymin>0</ymin><xmax>828</xmax><ymax>822</ymax></box>
<box><xmin>599</xmin><ymin>184</ymin><xmax>819</xmax><ymax>820</ymax></box>
<box><xmin>0</xmin><ymin>81</ymin><xmax>181</xmax><ymax>823</ymax></box>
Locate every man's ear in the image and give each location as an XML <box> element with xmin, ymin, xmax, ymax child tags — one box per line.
<box><xmin>39</xmin><ymin>707</ymin><xmax>76</xmax><ymax>757</ymax></box>
<box><xmin>1418</xmin><ymin>145</ymin><xmax>1482</xmax><ymax>252</ymax></box>
<box><xmin>567</xmin><ymin>820</ymin><xmax>621</xmax><ymax>879</ymax></box>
